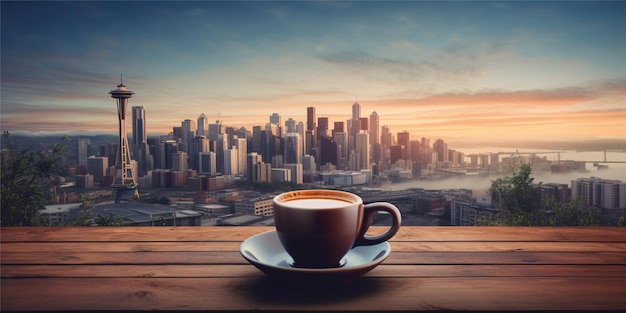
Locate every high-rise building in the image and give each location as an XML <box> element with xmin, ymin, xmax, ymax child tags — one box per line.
<box><xmin>235</xmin><ymin>137</ymin><xmax>247</xmax><ymax>176</ymax></box>
<box><xmin>269</xmin><ymin>113</ymin><xmax>282</xmax><ymax>137</ymax></box>
<box><xmin>332</xmin><ymin>121</ymin><xmax>344</xmax><ymax>137</ymax></box>
<box><xmin>285</xmin><ymin>118</ymin><xmax>296</xmax><ymax>133</ymax></box>
<box><xmin>297</xmin><ymin>122</ymin><xmax>306</xmax><ymax>158</ymax></box>
<box><xmin>433</xmin><ymin>139</ymin><xmax>448</xmax><ymax>163</ymax></box>
<box><xmin>109</xmin><ymin>80</ymin><xmax>138</xmax><ymax>201</ymax></box>
<box><xmin>223</xmin><ymin>148</ymin><xmax>238</xmax><ymax>175</ymax></box>
<box><xmin>208</xmin><ymin>120</ymin><xmax>223</xmax><ymax>142</ymax></box>
<box><xmin>306</xmin><ymin>107</ymin><xmax>316</xmax><ymax>155</ymax></box>
<box><xmin>283</xmin><ymin>163</ymin><xmax>303</xmax><ymax>184</ymax></box>
<box><xmin>359</xmin><ymin>117</ymin><xmax>368</xmax><ymax>131</ymax></box>
<box><xmin>369</xmin><ymin>111</ymin><xmax>379</xmax><ymax>147</ymax></box>
<box><xmin>172</xmin><ymin>151</ymin><xmax>188</xmax><ymax>174</ymax></box>
<box><xmin>131</xmin><ymin>106</ymin><xmax>147</xmax><ymax>147</ymax></box>
<box><xmin>571</xmin><ymin>177</ymin><xmax>625</xmax><ymax>210</ymax></box>
<box><xmin>199</xmin><ymin>152</ymin><xmax>216</xmax><ymax>176</ymax></box>
<box><xmin>77</xmin><ymin>138</ymin><xmax>90</xmax><ymax>167</ymax></box>
<box><xmin>349</xmin><ymin>101</ymin><xmax>361</xmax><ymax>154</ymax></box>
<box><xmin>215</xmin><ymin>134</ymin><xmax>228</xmax><ymax>174</ymax></box>
<box><xmin>188</xmin><ymin>136</ymin><xmax>208</xmax><ymax>171</ymax></box>
<box><xmin>396</xmin><ymin>130</ymin><xmax>409</xmax><ymax>147</ymax></box>
<box><xmin>356</xmin><ymin>131</ymin><xmax>369</xmax><ymax>170</ymax></box>
<box><xmin>317</xmin><ymin>117</ymin><xmax>329</xmax><ymax>139</ymax></box>
<box><xmin>270</xmin><ymin>113</ymin><xmax>281</xmax><ymax>125</ymax></box>
<box><xmin>247</xmin><ymin>152</ymin><xmax>270</xmax><ymax>186</ymax></box>
<box><xmin>251</xmin><ymin>126</ymin><xmax>263</xmax><ymax>154</ymax></box>
<box><xmin>306</xmin><ymin>107</ymin><xmax>316</xmax><ymax>132</ymax></box>
<box><xmin>320</xmin><ymin>136</ymin><xmax>338</xmax><ymax>166</ymax></box>
<box><xmin>284</xmin><ymin>133</ymin><xmax>302</xmax><ymax>164</ymax></box>
<box><xmin>86</xmin><ymin>156</ymin><xmax>108</xmax><ymax>185</ymax></box>
<box><xmin>302</xmin><ymin>154</ymin><xmax>316</xmax><ymax>175</ymax></box>
<box><xmin>352</xmin><ymin>100</ymin><xmax>361</xmax><ymax>121</ymax></box>
<box><xmin>333</xmin><ymin>131</ymin><xmax>348</xmax><ymax>169</ymax></box>
<box><xmin>131</xmin><ymin>106</ymin><xmax>151</xmax><ymax>177</ymax></box>
<box><xmin>197</xmin><ymin>113</ymin><xmax>208</xmax><ymax>136</ymax></box>
<box><xmin>181</xmin><ymin>119</ymin><xmax>196</xmax><ymax>152</ymax></box>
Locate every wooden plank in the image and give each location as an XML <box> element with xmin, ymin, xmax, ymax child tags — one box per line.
<box><xmin>3</xmin><ymin>226</ymin><xmax>626</xmax><ymax>242</ymax></box>
<box><xmin>2</xmin><ymin>276</ymin><xmax>626</xmax><ymax>311</ymax></box>
<box><xmin>3</xmin><ymin>264</ymin><xmax>626</xmax><ymax>279</ymax></box>
<box><xmin>3</xmin><ymin>240</ymin><xmax>626</xmax><ymax>253</ymax></box>
<box><xmin>3</xmin><ymin>251</ymin><xmax>625</xmax><ymax>266</ymax></box>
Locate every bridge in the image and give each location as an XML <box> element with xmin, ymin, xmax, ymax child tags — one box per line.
<box><xmin>465</xmin><ymin>150</ymin><xmax>626</xmax><ymax>165</ymax></box>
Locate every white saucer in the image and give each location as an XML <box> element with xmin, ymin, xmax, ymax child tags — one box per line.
<box><xmin>240</xmin><ymin>230</ymin><xmax>391</xmax><ymax>284</ymax></box>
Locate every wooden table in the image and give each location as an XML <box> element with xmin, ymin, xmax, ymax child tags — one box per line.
<box><xmin>2</xmin><ymin>226</ymin><xmax>626</xmax><ymax>312</ymax></box>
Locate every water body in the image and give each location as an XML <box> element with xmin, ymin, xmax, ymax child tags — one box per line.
<box><xmin>389</xmin><ymin>149</ymin><xmax>626</xmax><ymax>196</ymax></box>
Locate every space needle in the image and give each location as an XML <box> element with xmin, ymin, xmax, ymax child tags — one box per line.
<box><xmin>109</xmin><ymin>77</ymin><xmax>139</xmax><ymax>202</ymax></box>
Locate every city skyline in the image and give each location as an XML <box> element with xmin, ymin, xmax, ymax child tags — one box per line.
<box><xmin>2</xmin><ymin>1</ymin><xmax>626</xmax><ymax>144</ymax></box>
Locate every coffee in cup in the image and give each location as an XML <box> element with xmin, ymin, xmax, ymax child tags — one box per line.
<box><xmin>273</xmin><ymin>189</ymin><xmax>401</xmax><ymax>268</ymax></box>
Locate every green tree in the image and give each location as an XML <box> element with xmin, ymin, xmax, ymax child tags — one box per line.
<box><xmin>545</xmin><ymin>197</ymin><xmax>600</xmax><ymax>226</ymax></box>
<box><xmin>489</xmin><ymin>163</ymin><xmax>545</xmax><ymax>225</ymax></box>
<box><xmin>487</xmin><ymin>162</ymin><xmax>600</xmax><ymax>226</ymax></box>
<box><xmin>1</xmin><ymin>131</ymin><xmax>70</xmax><ymax>226</ymax></box>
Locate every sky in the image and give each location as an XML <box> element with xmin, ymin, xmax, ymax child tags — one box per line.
<box><xmin>2</xmin><ymin>1</ymin><xmax>626</xmax><ymax>145</ymax></box>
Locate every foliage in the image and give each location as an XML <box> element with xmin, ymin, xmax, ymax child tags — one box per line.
<box><xmin>1</xmin><ymin>131</ymin><xmax>70</xmax><ymax>226</ymax></box>
<box><xmin>73</xmin><ymin>197</ymin><xmax>95</xmax><ymax>226</ymax></box>
<box><xmin>488</xmin><ymin>163</ymin><xmax>544</xmax><ymax>225</ymax></box>
<box><xmin>486</xmin><ymin>162</ymin><xmax>600</xmax><ymax>226</ymax></box>
<box><xmin>94</xmin><ymin>213</ymin><xmax>124</xmax><ymax>226</ymax></box>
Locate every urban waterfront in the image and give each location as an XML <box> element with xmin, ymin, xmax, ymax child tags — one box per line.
<box><xmin>390</xmin><ymin>149</ymin><xmax>626</xmax><ymax>196</ymax></box>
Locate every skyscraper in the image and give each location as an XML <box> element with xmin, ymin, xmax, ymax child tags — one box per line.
<box><xmin>352</xmin><ymin>100</ymin><xmax>361</xmax><ymax>121</ymax></box>
<box><xmin>131</xmin><ymin>106</ymin><xmax>150</xmax><ymax>176</ymax></box>
<box><xmin>109</xmin><ymin>80</ymin><xmax>138</xmax><ymax>202</ymax></box>
<box><xmin>285</xmin><ymin>118</ymin><xmax>296</xmax><ymax>133</ymax></box>
<box><xmin>306</xmin><ymin>107</ymin><xmax>316</xmax><ymax>155</ymax></box>
<box><xmin>317</xmin><ymin>117</ymin><xmax>329</xmax><ymax>139</ymax></box>
<box><xmin>208</xmin><ymin>120</ymin><xmax>223</xmax><ymax>142</ymax></box>
<box><xmin>199</xmin><ymin>152</ymin><xmax>216</xmax><ymax>176</ymax></box>
<box><xmin>77</xmin><ymin>138</ymin><xmax>90</xmax><ymax>167</ymax></box>
<box><xmin>197</xmin><ymin>113</ymin><xmax>208</xmax><ymax>136</ymax></box>
<box><xmin>397</xmin><ymin>131</ymin><xmax>410</xmax><ymax>150</ymax></box>
<box><xmin>369</xmin><ymin>111</ymin><xmax>379</xmax><ymax>147</ymax></box>
<box><xmin>284</xmin><ymin>133</ymin><xmax>302</xmax><ymax>164</ymax></box>
<box><xmin>223</xmin><ymin>148</ymin><xmax>238</xmax><ymax>175</ymax></box>
<box><xmin>235</xmin><ymin>137</ymin><xmax>248</xmax><ymax>176</ymax></box>
<box><xmin>189</xmin><ymin>135</ymin><xmax>208</xmax><ymax>171</ymax></box>
<box><xmin>349</xmin><ymin>100</ymin><xmax>361</xmax><ymax>154</ymax></box>
<box><xmin>356</xmin><ymin>131</ymin><xmax>370</xmax><ymax>170</ymax></box>
<box><xmin>86</xmin><ymin>156</ymin><xmax>108</xmax><ymax>185</ymax></box>
<box><xmin>181</xmin><ymin>119</ymin><xmax>196</xmax><ymax>152</ymax></box>
<box><xmin>269</xmin><ymin>113</ymin><xmax>282</xmax><ymax>138</ymax></box>
<box><xmin>306</xmin><ymin>107</ymin><xmax>316</xmax><ymax>132</ymax></box>
<box><xmin>433</xmin><ymin>139</ymin><xmax>448</xmax><ymax>163</ymax></box>
<box><xmin>131</xmin><ymin>106</ymin><xmax>147</xmax><ymax>147</ymax></box>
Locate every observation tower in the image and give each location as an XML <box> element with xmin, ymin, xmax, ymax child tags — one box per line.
<box><xmin>109</xmin><ymin>78</ymin><xmax>139</xmax><ymax>202</ymax></box>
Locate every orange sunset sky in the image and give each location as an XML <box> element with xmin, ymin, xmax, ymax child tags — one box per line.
<box><xmin>2</xmin><ymin>1</ymin><xmax>625</xmax><ymax>145</ymax></box>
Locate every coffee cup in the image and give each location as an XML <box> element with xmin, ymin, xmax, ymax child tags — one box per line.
<box><xmin>273</xmin><ymin>189</ymin><xmax>401</xmax><ymax>268</ymax></box>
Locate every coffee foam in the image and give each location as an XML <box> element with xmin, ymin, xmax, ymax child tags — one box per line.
<box><xmin>275</xmin><ymin>190</ymin><xmax>359</xmax><ymax>205</ymax></box>
<box><xmin>281</xmin><ymin>198</ymin><xmax>351</xmax><ymax>209</ymax></box>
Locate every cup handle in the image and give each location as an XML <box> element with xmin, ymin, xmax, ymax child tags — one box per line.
<box><xmin>354</xmin><ymin>202</ymin><xmax>401</xmax><ymax>247</ymax></box>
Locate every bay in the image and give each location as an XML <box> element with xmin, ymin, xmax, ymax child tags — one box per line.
<box><xmin>389</xmin><ymin>148</ymin><xmax>626</xmax><ymax>196</ymax></box>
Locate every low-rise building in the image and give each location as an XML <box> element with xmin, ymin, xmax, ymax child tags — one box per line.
<box><xmin>234</xmin><ymin>195</ymin><xmax>275</xmax><ymax>216</ymax></box>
